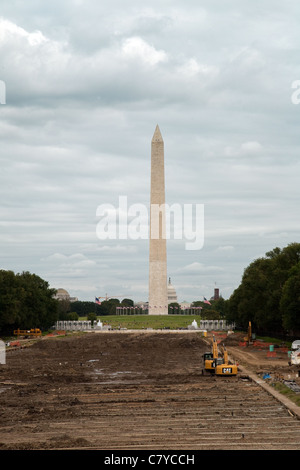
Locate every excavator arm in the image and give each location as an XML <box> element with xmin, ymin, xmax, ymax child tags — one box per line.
<box><xmin>212</xmin><ymin>335</ymin><xmax>219</xmax><ymax>359</ymax></box>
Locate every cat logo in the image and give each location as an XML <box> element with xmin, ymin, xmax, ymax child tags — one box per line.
<box><xmin>222</xmin><ymin>367</ymin><xmax>233</xmax><ymax>374</ymax></box>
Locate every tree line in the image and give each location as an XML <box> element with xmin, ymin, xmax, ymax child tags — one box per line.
<box><xmin>227</xmin><ymin>242</ymin><xmax>300</xmax><ymax>336</ymax></box>
<box><xmin>61</xmin><ymin>298</ymin><xmax>227</xmax><ymax>318</ymax></box>
<box><xmin>1</xmin><ymin>242</ymin><xmax>300</xmax><ymax>336</ymax></box>
<box><xmin>58</xmin><ymin>297</ymin><xmax>135</xmax><ymax>319</ymax></box>
<box><xmin>0</xmin><ymin>270</ymin><xmax>58</xmax><ymax>334</ymax></box>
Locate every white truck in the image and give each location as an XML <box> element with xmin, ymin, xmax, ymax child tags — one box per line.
<box><xmin>289</xmin><ymin>340</ymin><xmax>300</xmax><ymax>366</ymax></box>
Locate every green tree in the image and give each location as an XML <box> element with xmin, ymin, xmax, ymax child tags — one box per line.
<box><xmin>0</xmin><ymin>270</ymin><xmax>21</xmax><ymax>332</ymax></box>
<box><xmin>121</xmin><ymin>298</ymin><xmax>134</xmax><ymax>307</ymax></box>
<box><xmin>87</xmin><ymin>312</ymin><xmax>97</xmax><ymax>325</ymax></box>
<box><xmin>100</xmin><ymin>298</ymin><xmax>120</xmax><ymax>315</ymax></box>
<box><xmin>168</xmin><ymin>302</ymin><xmax>181</xmax><ymax>314</ymax></box>
<box><xmin>280</xmin><ymin>262</ymin><xmax>300</xmax><ymax>334</ymax></box>
<box><xmin>67</xmin><ymin>312</ymin><xmax>79</xmax><ymax>321</ymax></box>
<box><xmin>228</xmin><ymin>242</ymin><xmax>300</xmax><ymax>334</ymax></box>
<box><xmin>17</xmin><ymin>271</ymin><xmax>58</xmax><ymax>330</ymax></box>
<box><xmin>212</xmin><ymin>297</ymin><xmax>228</xmax><ymax>318</ymax></box>
<box><xmin>57</xmin><ymin>299</ymin><xmax>71</xmax><ymax>319</ymax></box>
<box><xmin>191</xmin><ymin>300</ymin><xmax>221</xmax><ymax>318</ymax></box>
<box><xmin>0</xmin><ymin>270</ymin><xmax>58</xmax><ymax>333</ymax></box>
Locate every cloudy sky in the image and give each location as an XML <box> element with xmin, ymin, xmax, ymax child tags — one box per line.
<box><xmin>1</xmin><ymin>1</ymin><xmax>300</xmax><ymax>303</ymax></box>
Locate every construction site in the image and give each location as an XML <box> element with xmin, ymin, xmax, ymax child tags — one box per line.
<box><xmin>1</xmin><ymin>326</ymin><xmax>300</xmax><ymax>451</ymax></box>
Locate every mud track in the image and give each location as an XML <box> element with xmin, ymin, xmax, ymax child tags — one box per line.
<box><xmin>1</xmin><ymin>331</ymin><xmax>300</xmax><ymax>450</ymax></box>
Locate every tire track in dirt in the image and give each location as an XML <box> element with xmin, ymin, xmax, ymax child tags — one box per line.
<box><xmin>1</xmin><ymin>331</ymin><xmax>300</xmax><ymax>450</ymax></box>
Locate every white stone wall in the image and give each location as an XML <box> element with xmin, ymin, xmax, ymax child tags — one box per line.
<box><xmin>55</xmin><ymin>321</ymin><xmax>92</xmax><ymax>331</ymax></box>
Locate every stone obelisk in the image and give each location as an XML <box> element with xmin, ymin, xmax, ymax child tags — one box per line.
<box><xmin>149</xmin><ymin>125</ymin><xmax>168</xmax><ymax>315</ymax></box>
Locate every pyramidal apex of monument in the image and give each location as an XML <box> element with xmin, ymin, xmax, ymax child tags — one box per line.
<box><xmin>152</xmin><ymin>124</ymin><xmax>163</xmax><ymax>142</ymax></box>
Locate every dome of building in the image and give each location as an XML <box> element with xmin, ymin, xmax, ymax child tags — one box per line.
<box><xmin>167</xmin><ymin>277</ymin><xmax>177</xmax><ymax>304</ymax></box>
<box><xmin>57</xmin><ymin>288</ymin><xmax>69</xmax><ymax>295</ymax></box>
<box><xmin>54</xmin><ymin>288</ymin><xmax>70</xmax><ymax>301</ymax></box>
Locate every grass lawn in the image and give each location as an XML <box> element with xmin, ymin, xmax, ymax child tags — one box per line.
<box><xmin>273</xmin><ymin>382</ymin><xmax>300</xmax><ymax>408</ymax></box>
<box><xmin>80</xmin><ymin>314</ymin><xmax>202</xmax><ymax>330</ymax></box>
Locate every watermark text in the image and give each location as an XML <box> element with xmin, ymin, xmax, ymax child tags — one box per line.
<box><xmin>291</xmin><ymin>80</ymin><xmax>300</xmax><ymax>104</ymax></box>
<box><xmin>96</xmin><ymin>196</ymin><xmax>204</xmax><ymax>250</ymax></box>
<box><xmin>0</xmin><ymin>80</ymin><xmax>6</xmax><ymax>105</ymax></box>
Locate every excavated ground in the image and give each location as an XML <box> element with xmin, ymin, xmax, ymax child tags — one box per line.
<box><xmin>1</xmin><ymin>330</ymin><xmax>300</xmax><ymax>450</ymax></box>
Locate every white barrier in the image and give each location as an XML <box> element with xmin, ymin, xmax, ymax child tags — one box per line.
<box><xmin>55</xmin><ymin>321</ymin><xmax>92</xmax><ymax>331</ymax></box>
<box><xmin>198</xmin><ymin>320</ymin><xmax>235</xmax><ymax>331</ymax></box>
<box><xmin>54</xmin><ymin>319</ymin><xmax>234</xmax><ymax>332</ymax></box>
<box><xmin>0</xmin><ymin>340</ymin><xmax>5</xmax><ymax>364</ymax></box>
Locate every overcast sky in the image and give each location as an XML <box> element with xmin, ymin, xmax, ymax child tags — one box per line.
<box><xmin>1</xmin><ymin>1</ymin><xmax>300</xmax><ymax>303</ymax></box>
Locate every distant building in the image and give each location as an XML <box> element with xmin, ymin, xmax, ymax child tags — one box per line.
<box><xmin>167</xmin><ymin>278</ymin><xmax>178</xmax><ymax>304</ymax></box>
<box><xmin>53</xmin><ymin>288</ymin><xmax>78</xmax><ymax>302</ymax></box>
<box><xmin>134</xmin><ymin>301</ymin><xmax>148</xmax><ymax>310</ymax></box>
<box><xmin>214</xmin><ymin>288</ymin><xmax>220</xmax><ymax>300</ymax></box>
<box><xmin>179</xmin><ymin>301</ymin><xmax>191</xmax><ymax>309</ymax></box>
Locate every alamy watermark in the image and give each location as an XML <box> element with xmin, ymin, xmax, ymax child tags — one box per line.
<box><xmin>0</xmin><ymin>80</ymin><xmax>6</xmax><ymax>105</ymax></box>
<box><xmin>0</xmin><ymin>340</ymin><xmax>6</xmax><ymax>365</ymax></box>
<box><xmin>291</xmin><ymin>80</ymin><xmax>300</xmax><ymax>104</ymax></box>
<box><xmin>96</xmin><ymin>196</ymin><xmax>204</xmax><ymax>250</ymax></box>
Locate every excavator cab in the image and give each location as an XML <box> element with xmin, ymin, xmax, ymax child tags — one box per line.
<box><xmin>202</xmin><ymin>352</ymin><xmax>215</xmax><ymax>373</ymax></box>
<box><xmin>202</xmin><ymin>336</ymin><xmax>221</xmax><ymax>374</ymax></box>
<box><xmin>215</xmin><ymin>345</ymin><xmax>238</xmax><ymax>376</ymax></box>
<box><xmin>202</xmin><ymin>336</ymin><xmax>238</xmax><ymax>376</ymax></box>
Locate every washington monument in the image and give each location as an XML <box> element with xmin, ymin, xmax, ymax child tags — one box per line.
<box><xmin>148</xmin><ymin>125</ymin><xmax>168</xmax><ymax>315</ymax></box>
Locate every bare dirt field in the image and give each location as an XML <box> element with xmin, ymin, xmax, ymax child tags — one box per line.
<box><xmin>1</xmin><ymin>330</ymin><xmax>300</xmax><ymax>451</ymax></box>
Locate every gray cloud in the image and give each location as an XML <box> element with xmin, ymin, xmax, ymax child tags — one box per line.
<box><xmin>1</xmin><ymin>1</ymin><xmax>300</xmax><ymax>302</ymax></box>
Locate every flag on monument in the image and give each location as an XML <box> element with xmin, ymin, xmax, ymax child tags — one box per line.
<box><xmin>204</xmin><ymin>297</ymin><xmax>211</xmax><ymax>305</ymax></box>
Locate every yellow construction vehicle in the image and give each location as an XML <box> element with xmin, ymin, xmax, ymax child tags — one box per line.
<box><xmin>13</xmin><ymin>328</ymin><xmax>42</xmax><ymax>338</ymax></box>
<box><xmin>215</xmin><ymin>344</ymin><xmax>238</xmax><ymax>376</ymax></box>
<box><xmin>202</xmin><ymin>335</ymin><xmax>221</xmax><ymax>373</ymax></box>
<box><xmin>202</xmin><ymin>335</ymin><xmax>222</xmax><ymax>374</ymax></box>
<box><xmin>202</xmin><ymin>335</ymin><xmax>238</xmax><ymax>376</ymax></box>
<box><xmin>244</xmin><ymin>321</ymin><xmax>253</xmax><ymax>345</ymax></box>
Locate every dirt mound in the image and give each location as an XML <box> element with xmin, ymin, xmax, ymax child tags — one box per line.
<box><xmin>216</xmin><ymin>332</ymin><xmax>245</xmax><ymax>346</ymax></box>
<box><xmin>1</xmin><ymin>331</ymin><xmax>300</xmax><ymax>450</ymax></box>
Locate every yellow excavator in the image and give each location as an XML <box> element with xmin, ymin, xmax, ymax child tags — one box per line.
<box><xmin>217</xmin><ymin>344</ymin><xmax>238</xmax><ymax>376</ymax></box>
<box><xmin>202</xmin><ymin>335</ymin><xmax>220</xmax><ymax>373</ymax></box>
<box><xmin>244</xmin><ymin>321</ymin><xmax>253</xmax><ymax>345</ymax></box>
<box><xmin>202</xmin><ymin>335</ymin><xmax>238</xmax><ymax>376</ymax></box>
